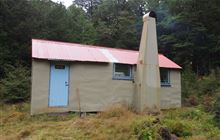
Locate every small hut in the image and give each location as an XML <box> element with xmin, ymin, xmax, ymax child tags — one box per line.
<box><xmin>31</xmin><ymin>12</ymin><xmax>181</xmax><ymax>115</ymax></box>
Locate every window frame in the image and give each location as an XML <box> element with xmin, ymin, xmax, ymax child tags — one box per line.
<box><xmin>113</xmin><ymin>63</ymin><xmax>133</xmax><ymax>80</ymax></box>
<box><xmin>160</xmin><ymin>68</ymin><xmax>171</xmax><ymax>87</ymax></box>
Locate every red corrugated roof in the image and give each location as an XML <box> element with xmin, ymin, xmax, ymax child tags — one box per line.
<box><xmin>32</xmin><ymin>39</ymin><xmax>181</xmax><ymax>69</ymax></box>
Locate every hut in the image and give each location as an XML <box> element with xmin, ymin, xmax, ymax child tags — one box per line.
<box><xmin>31</xmin><ymin>12</ymin><xmax>181</xmax><ymax>115</ymax></box>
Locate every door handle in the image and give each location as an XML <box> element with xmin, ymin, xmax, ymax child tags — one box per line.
<box><xmin>65</xmin><ymin>81</ymin><xmax>69</xmax><ymax>86</ymax></box>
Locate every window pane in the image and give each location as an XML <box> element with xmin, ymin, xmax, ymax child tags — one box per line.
<box><xmin>55</xmin><ymin>65</ymin><xmax>65</xmax><ymax>69</ymax></box>
<box><xmin>115</xmin><ymin>64</ymin><xmax>131</xmax><ymax>76</ymax></box>
<box><xmin>114</xmin><ymin>64</ymin><xmax>132</xmax><ymax>80</ymax></box>
<box><xmin>160</xmin><ymin>68</ymin><xmax>169</xmax><ymax>84</ymax></box>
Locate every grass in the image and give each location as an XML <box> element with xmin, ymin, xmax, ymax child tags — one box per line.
<box><xmin>0</xmin><ymin>103</ymin><xmax>220</xmax><ymax>140</ymax></box>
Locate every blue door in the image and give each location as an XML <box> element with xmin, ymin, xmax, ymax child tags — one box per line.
<box><xmin>49</xmin><ymin>63</ymin><xmax>69</xmax><ymax>107</ymax></box>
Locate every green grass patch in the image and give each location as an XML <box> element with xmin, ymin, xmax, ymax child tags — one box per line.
<box><xmin>0</xmin><ymin>103</ymin><xmax>220</xmax><ymax>140</ymax></box>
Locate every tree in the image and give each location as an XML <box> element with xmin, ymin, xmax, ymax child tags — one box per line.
<box><xmin>74</xmin><ymin>0</ymin><xmax>102</xmax><ymax>17</ymax></box>
<box><xmin>91</xmin><ymin>0</ymin><xmax>142</xmax><ymax>49</ymax></box>
<box><xmin>157</xmin><ymin>0</ymin><xmax>220</xmax><ymax>74</ymax></box>
<box><xmin>66</xmin><ymin>5</ymin><xmax>97</xmax><ymax>44</ymax></box>
<box><xmin>0</xmin><ymin>65</ymin><xmax>30</xmax><ymax>103</ymax></box>
<box><xmin>0</xmin><ymin>0</ymin><xmax>37</xmax><ymax>79</ymax></box>
<box><xmin>31</xmin><ymin>0</ymin><xmax>70</xmax><ymax>41</ymax></box>
<box><xmin>1</xmin><ymin>0</ymin><xmax>220</xmax><ymax>85</ymax></box>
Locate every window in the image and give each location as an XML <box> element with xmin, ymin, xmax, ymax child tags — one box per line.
<box><xmin>160</xmin><ymin>68</ymin><xmax>170</xmax><ymax>86</ymax></box>
<box><xmin>113</xmin><ymin>64</ymin><xmax>133</xmax><ymax>80</ymax></box>
<box><xmin>55</xmin><ymin>64</ymin><xmax>65</xmax><ymax>69</ymax></box>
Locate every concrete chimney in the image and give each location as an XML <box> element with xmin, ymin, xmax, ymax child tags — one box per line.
<box><xmin>135</xmin><ymin>11</ymin><xmax>161</xmax><ymax>112</ymax></box>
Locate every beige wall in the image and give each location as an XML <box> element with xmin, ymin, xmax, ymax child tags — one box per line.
<box><xmin>69</xmin><ymin>62</ymin><xmax>135</xmax><ymax>112</ymax></box>
<box><xmin>31</xmin><ymin>60</ymin><xmax>181</xmax><ymax>114</ymax></box>
<box><xmin>160</xmin><ymin>70</ymin><xmax>181</xmax><ymax>109</ymax></box>
<box><xmin>31</xmin><ymin>60</ymin><xmax>135</xmax><ymax>114</ymax></box>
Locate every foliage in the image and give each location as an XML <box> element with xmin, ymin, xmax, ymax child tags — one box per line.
<box><xmin>0</xmin><ymin>1</ymin><xmax>220</xmax><ymax>138</ymax></box>
<box><xmin>132</xmin><ymin>117</ymin><xmax>158</xmax><ymax>140</ymax></box>
<box><xmin>0</xmin><ymin>0</ymin><xmax>220</xmax><ymax>80</ymax></box>
<box><xmin>0</xmin><ymin>65</ymin><xmax>30</xmax><ymax>103</ymax></box>
<box><xmin>0</xmin><ymin>0</ymin><xmax>97</xmax><ymax>80</ymax></box>
<box><xmin>197</xmin><ymin>74</ymin><xmax>220</xmax><ymax>96</ymax></box>
<box><xmin>0</xmin><ymin>1</ymin><xmax>220</xmax><ymax>135</ymax></box>
<box><xmin>68</xmin><ymin>6</ymin><xmax>98</xmax><ymax>44</ymax></box>
<box><xmin>158</xmin><ymin>0</ymin><xmax>220</xmax><ymax>74</ymax></box>
<box><xmin>163</xmin><ymin>119</ymin><xmax>192</xmax><ymax>137</ymax></box>
<box><xmin>1</xmin><ymin>103</ymin><xmax>220</xmax><ymax>139</ymax></box>
<box><xmin>162</xmin><ymin>107</ymin><xmax>220</xmax><ymax>139</ymax></box>
<box><xmin>0</xmin><ymin>1</ymin><xmax>220</xmax><ymax>139</ymax></box>
<box><xmin>89</xmin><ymin>0</ymin><xmax>141</xmax><ymax>49</ymax></box>
<box><xmin>213</xmin><ymin>95</ymin><xmax>220</xmax><ymax>128</ymax></box>
<box><xmin>181</xmin><ymin>68</ymin><xmax>198</xmax><ymax>99</ymax></box>
<box><xmin>181</xmin><ymin>69</ymin><xmax>220</xmax><ymax>106</ymax></box>
<box><xmin>181</xmin><ymin>69</ymin><xmax>220</xmax><ymax>126</ymax></box>
<box><xmin>1</xmin><ymin>0</ymin><xmax>219</xmax><ymax>78</ymax></box>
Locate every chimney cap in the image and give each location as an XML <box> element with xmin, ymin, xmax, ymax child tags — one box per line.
<box><xmin>143</xmin><ymin>11</ymin><xmax>157</xmax><ymax>21</ymax></box>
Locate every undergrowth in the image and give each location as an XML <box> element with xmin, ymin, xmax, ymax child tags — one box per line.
<box><xmin>0</xmin><ymin>103</ymin><xmax>220</xmax><ymax>140</ymax></box>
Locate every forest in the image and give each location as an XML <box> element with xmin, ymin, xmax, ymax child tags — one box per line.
<box><xmin>0</xmin><ymin>0</ymin><xmax>220</xmax><ymax>139</ymax></box>
<box><xmin>1</xmin><ymin>0</ymin><xmax>220</xmax><ymax>76</ymax></box>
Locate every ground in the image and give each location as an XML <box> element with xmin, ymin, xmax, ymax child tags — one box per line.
<box><xmin>0</xmin><ymin>103</ymin><xmax>220</xmax><ymax>140</ymax></box>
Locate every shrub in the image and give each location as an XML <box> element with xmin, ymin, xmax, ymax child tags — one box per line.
<box><xmin>132</xmin><ymin>117</ymin><xmax>157</xmax><ymax>140</ymax></box>
<box><xmin>186</xmin><ymin>95</ymin><xmax>199</xmax><ymax>106</ymax></box>
<box><xmin>163</xmin><ymin>119</ymin><xmax>192</xmax><ymax>137</ymax></box>
<box><xmin>201</xmin><ymin>95</ymin><xmax>216</xmax><ymax>112</ymax></box>
<box><xmin>181</xmin><ymin>68</ymin><xmax>198</xmax><ymax>100</ymax></box>
<box><xmin>0</xmin><ymin>65</ymin><xmax>30</xmax><ymax>103</ymax></box>
<box><xmin>179</xmin><ymin>108</ymin><xmax>203</xmax><ymax>120</ymax></box>
<box><xmin>213</xmin><ymin>95</ymin><xmax>220</xmax><ymax>128</ymax></box>
<box><xmin>197</xmin><ymin>73</ymin><xmax>220</xmax><ymax>96</ymax></box>
<box><xmin>182</xmin><ymin>68</ymin><xmax>220</xmax><ymax>106</ymax></box>
<box><xmin>158</xmin><ymin>127</ymin><xmax>171</xmax><ymax>140</ymax></box>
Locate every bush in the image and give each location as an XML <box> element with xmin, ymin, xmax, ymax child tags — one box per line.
<box><xmin>179</xmin><ymin>108</ymin><xmax>204</xmax><ymax>120</ymax></box>
<box><xmin>213</xmin><ymin>95</ymin><xmax>220</xmax><ymax>128</ymax></box>
<box><xmin>0</xmin><ymin>65</ymin><xmax>30</xmax><ymax>103</ymax></box>
<box><xmin>197</xmin><ymin>73</ymin><xmax>220</xmax><ymax>96</ymax></box>
<box><xmin>163</xmin><ymin>119</ymin><xmax>192</xmax><ymax>137</ymax></box>
<box><xmin>181</xmin><ymin>68</ymin><xmax>198</xmax><ymax>100</ymax></box>
<box><xmin>182</xmin><ymin>68</ymin><xmax>220</xmax><ymax>106</ymax></box>
<box><xmin>132</xmin><ymin>116</ymin><xmax>158</xmax><ymax>140</ymax></box>
<box><xmin>158</xmin><ymin>127</ymin><xmax>172</xmax><ymax>140</ymax></box>
<box><xmin>201</xmin><ymin>95</ymin><xmax>216</xmax><ymax>112</ymax></box>
<box><xmin>186</xmin><ymin>95</ymin><xmax>199</xmax><ymax>106</ymax></box>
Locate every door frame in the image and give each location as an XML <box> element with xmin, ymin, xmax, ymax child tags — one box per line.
<box><xmin>48</xmin><ymin>61</ymin><xmax>70</xmax><ymax>107</ymax></box>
